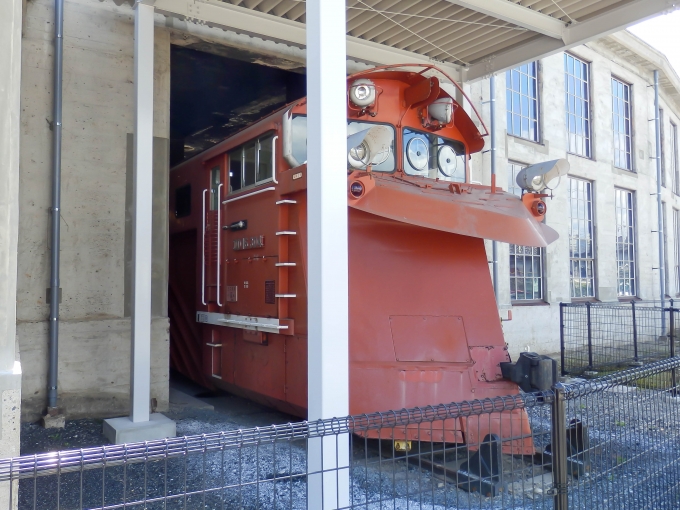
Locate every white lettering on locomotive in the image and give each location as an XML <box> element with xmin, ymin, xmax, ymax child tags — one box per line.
<box><xmin>233</xmin><ymin>235</ymin><xmax>265</xmax><ymax>251</ymax></box>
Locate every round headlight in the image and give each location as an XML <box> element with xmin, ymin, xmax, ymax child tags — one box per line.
<box><xmin>349</xmin><ymin>181</ymin><xmax>365</xmax><ymax>198</ymax></box>
<box><xmin>531</xmin><ymin>175</ymin><xmax>544</xmax><ymax>191</ymax></box>
<box><xmin>406</xmin><ymin>137</ymin><xmax>428</xmax><ymax>171</ymax></box>
<box><xmin>348</xmin><ymin>142</ymin><xmax>371</xmax><ymax>169</ymax></box>
<box><xmin>349</xmin><ymin>79</ymin><xmax>376</xmax><ymax>107</ymax></box>
<box><xmin>355</xmin><ymin>85</ymin><xmax>370</xmax><ymax>101</ymax></box>
<box><xmin>533</xmin><ymin>200</ymin><xmax>547</xmax><ymax>216</ymax></box>
<box><xmin>437</xmin><ymin>145</ymin><xmax>459</xmax><ymax>178</ymax></box>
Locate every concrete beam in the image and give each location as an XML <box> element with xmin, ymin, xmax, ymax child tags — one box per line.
<box><xmin>465</xmin><ymin>0</ymin><xmax>679</xmax><ymax>81</ymax></box>
<box><xmin>445</xmin><ymin>0</ymin><xmax>565</xmax><ymax>39</ymax></box>
<box><xmin>152</xmin><ymin>0</ymin><xmax>462</xmax><ymax>80</ymax></box>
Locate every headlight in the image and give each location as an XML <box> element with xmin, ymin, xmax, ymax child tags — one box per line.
<box><xmin>531</xmin><ymin>175</ymin><xmax>544</xmax><ymax>191</ymax></box>
<box><xmin>349</xmin><ymin>79</ymin><xmax>376</xmax><ymax>107</ymax></box>
<box><xmin>348</xmin><ymin>142</ymin><xmax>371</xmax><ymax>169</ymax></box>
<box><xmin>406</xmin><ymin>137</ymin><xmax>428</xmax><ymax>171</ymax></box>
<box><xmin>437</xmin><ymin>145</ymin><xmax>458</xmax><ymax>178</ymax></box>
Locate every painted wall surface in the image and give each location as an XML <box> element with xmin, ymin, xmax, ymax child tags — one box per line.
<box><xmin>18</xmin><ymin>0</ymin><xmax>171</xmax><ymax>420</ymax></box>
<box><xmin>470</xmin><ymin>36</ymin><xmax>680</xmax><ymax>360</ymax></box>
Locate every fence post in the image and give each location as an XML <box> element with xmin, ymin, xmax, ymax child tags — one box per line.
<box><xmin>670</xmin><ymin>301</ymin><xmax>677</xmax><ymax>395</ymax></box>
<box><xmin>631</xmin><ymin>300</ymin><xmax>638</xmax><ymax>362</ymax></box>
<box><xmin>560</xmin><ymin>303</ymin><xmax>566</xmax><ymax>376</ymax></box>
<box><xmin>551</xmin><ymin>383</ymin><xmax>569</xmax><ymax>510</ymax></box>
<box><xmin>586</xmin><ymin>302</ymin><xmax>593</xmax><ymax>370</ymax></box>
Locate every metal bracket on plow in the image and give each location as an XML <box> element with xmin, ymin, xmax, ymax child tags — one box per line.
<box><xmin>543</xmin><ymin>419</ymin><xmax>591</xmax><ymax>477</ymax></box>
<box><xmin>455</xmin><ymin>434</ymin><xmax>504</xmax><ymax>497</ymax></box>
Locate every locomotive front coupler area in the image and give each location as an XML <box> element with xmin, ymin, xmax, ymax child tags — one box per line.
<box><xmin>500</xmin><ymin>352</ymin><xmax>557</xmax><ymax>393</ymax></box>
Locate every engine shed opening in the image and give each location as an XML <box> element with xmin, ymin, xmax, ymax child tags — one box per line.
<box><xmin>170</xmin><ymin>46</ymin><xmax>306</xmax><ymax>167</ymax></box>
<box><xmin>169</xmin><ymin>46</ymin><xmax>306</xmax><ymax>388</ymax></box>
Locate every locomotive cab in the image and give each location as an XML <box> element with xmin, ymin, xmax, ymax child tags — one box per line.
<box><xmin>169</xmin><ymin>64</ymin><xmax>561</xmax><ymax>453</ymax></box>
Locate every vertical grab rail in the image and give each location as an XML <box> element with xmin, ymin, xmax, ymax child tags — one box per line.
<box><xmin>272</xmin><ymin>135</ymin><xmax>279</xmax><ymax>184</ymax></box>
<box><xmin>216</xmin><ymin>183</ymin><xmax>223</xmax><ymax>307</ymax></box>
<box><xmin>201</xmin><ymin>189</ymin><xmax>207</xmax><ymax>306</ymax></box>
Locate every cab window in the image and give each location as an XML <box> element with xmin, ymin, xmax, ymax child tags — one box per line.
<box><xmin>228</xmin><ymin>132</ymin><xmax>276</xmax><ymax>193</ymax></box>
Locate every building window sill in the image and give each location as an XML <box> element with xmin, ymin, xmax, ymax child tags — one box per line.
<box><xmin>511</xmin><ymin>300</ymin><xmax>549</xmax><ymax>307</ymax></box>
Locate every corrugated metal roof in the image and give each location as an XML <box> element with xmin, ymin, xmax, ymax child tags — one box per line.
<box><xmin>152</xmin><ymin>0</ymin><xmax>677</xmax><ymax>80</ymax></box>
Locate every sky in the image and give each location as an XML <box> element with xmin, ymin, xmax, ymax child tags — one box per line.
<box><xmin>628</xmin><ymin>11</ymin><xmax>680</xmax><ymax>77</ymax></box>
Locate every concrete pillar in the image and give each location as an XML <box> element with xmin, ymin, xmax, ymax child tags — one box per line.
<box><xmin>0</xmin><ymin>0</ymin><xmax>24</xmax><ymax>506</ymax></box>
<box><xmin>103</xmin><ymin>0</ymin><xmax>174</xmax><ymax>444</ymax></box>
<box><xmin>306</xmin><ymin>0</ymin><xmax>350</xmax><ymax>507</ymax></box>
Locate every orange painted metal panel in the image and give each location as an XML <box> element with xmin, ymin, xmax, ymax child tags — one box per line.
<box><xmin>389</xmin><ymin>316</ymin><xmax>470</xmax><ymax>363</ymax></box>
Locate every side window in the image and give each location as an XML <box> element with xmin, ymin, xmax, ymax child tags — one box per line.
<box><xmin>258</xmin><ymin>134</ymin><xmax>274</xmax><ymax>181</ymax></box>
<box><xmin>291</xmin><ymin>116</ymin><xmax>307</xmax><ymax>165</ymax></box>
<box><xmin>209</xmin><ymin>167</ymin><xmax>220</xmax><ymax>210</ymax></box>
<box><xmin>229</xmin><ymin>149</ymin><xmax>242</xmax><ymax>193</ymax></box>
<box><xmin>228</xmin><ymin>131</ymin><xmax>277</xmax><ymax>194</ymax></box>
<box><xmin>243</xmin><ymin>141</ymin><xmax>257</xmax><ymax>187</ymax></box>
<box><xmin>174</xmin><ymin>184</ymin><xmax>191</xmax><ymax>218</ymax></box>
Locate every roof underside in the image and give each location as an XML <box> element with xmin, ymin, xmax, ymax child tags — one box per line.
<box><xmin>152</xmin><ymin>0</ymin><xmax>676</xmax><ymax>81</ymax></box>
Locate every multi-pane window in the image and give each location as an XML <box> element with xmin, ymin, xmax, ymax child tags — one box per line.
<box><xmin>569</xmin><ymin>177</ymin><xmax>596</xmax><ymax>298</ymax></box>
<box><xmin>663</xmin><ymin>202</ymin><xmax>670</xmax><ymax>295</ymax></box>
<box><xmin>565</xmin><ymin>54</ymin><xmax>591</xmax><ymax>158</ymax></box>
<box><xmin>508</xmin><ymin>163</ymin><xmax>544</xmax><ymax>301</ymax></box>
<box><xmin>660</xmin><ymin>109</ymin><xmax>666</xmax><ymax>187</ymax></box>
<box><xmin>674</xmin><ymin>209</ymin><xmax>680</xmax><ymax>295</ymax></box>
<box><xmin>506</xmin><ymin>62</ymin><xmax>539</xmax><ymax>142</ymax></box>
<box><xmin>228</xmin><ymin>132</ymin><xmax>274</xmax><ymax>193</ymax></box>
<box><xmin>671</xmin><ymin>122</ymin><xmax>679</xmax><ymax>195</ymax></box>
<box><xmin>611</xmin><ymin>78</ymin><xmax>632</xmax><ymax>170</ymax></box>
<box><xmin>615</xmin><ymin>189</ymin><xmax>636</xmax><ymax>296</ymax></box>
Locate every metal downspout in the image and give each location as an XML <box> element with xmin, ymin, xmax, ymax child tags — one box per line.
<box><xmin>654</xmin><ymin>70</ymin><xmax>666</xmax><ymax>331</ymax></box>
<box><xmin>48</xmin><ymin>0</ymin><xmax>64</xmax><ymax>411</ymax></box>
<box><xmin>490</xmin><ymin>74</ymin><xmax>499</xmax><ymax>302</ymax></box>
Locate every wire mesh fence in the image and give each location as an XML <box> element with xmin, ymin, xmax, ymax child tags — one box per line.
<box><xmin>559</xmin><ymin>356</ymin><xmax>680</xmax><ymax>510</ymax></box>
<box><xmin>560</xmin><ymin>301</ymin><xmax>678</xmax><ymax>376</ymax></box>
<box><xmin>1</xmin><ymin>357</ymin><xmax>680</xmax><ymax>509</ymax></box>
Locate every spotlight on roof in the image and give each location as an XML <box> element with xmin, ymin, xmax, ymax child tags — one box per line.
<box><xmin>516</xmin><ymin>159</ymin><xmax>570</xmax><ymax>193</ymax></box>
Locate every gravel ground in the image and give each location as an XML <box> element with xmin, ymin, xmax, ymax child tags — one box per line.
<box><xmin>15</xmin><ymin>375</ymin><xmax>680</xmax><ymax>509</ymax></box>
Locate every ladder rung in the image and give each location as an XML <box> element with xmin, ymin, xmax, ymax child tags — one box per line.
<box><xmin>276</xmin><ymin>200</ymin><xmax>297</xmax><ymax>205</ymax></box>
<box><xmin>275</xmin><ymin>294</ymin><xmax>297</xmax><ymax>298</ymax></box>
<box><xmin>275</xmin><ymin>262</ymin><xmax>297</xmax><ymax>267</ymax></box>
<box><xmin>206</xmin><ymin>343</ymin><xmax>222</xmax><ymax>347</ymax></box>
<box><xmin>276</xmin><ymin>231</ymin><xmax>297</xmax><ymax>235</ymax></box>
<box><xmin>211</xmin><ymin>374</ymin><xmax>222</xmax><ymax>380</ymax></box>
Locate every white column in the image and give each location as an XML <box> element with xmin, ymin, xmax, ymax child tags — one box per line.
<box><xmin>104</xmin><ymin>0</ymin><xmax>174</xmax><ymax>445</ymax></box>
<box><xmin>0</xmin><ymin>0</ymin><xmax>23</xmax><ymax>506</ymax></box>
<box><xmin>131</xmin><ymin>0</ymin><xmax>155</xmax><ymax>423</ymax></box>
<box><xmin>306</xmin><ymin>0</ymin><xmax>350</xmax><ymax>508</ymax></box>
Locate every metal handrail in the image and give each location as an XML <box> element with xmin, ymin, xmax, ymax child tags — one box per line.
<box><xmin>216</xmin><ymin>183</ymin><xmax>223</xmax><ymax>306</ymax></box>
<box><xmin>201</xmin><ymin>189</ymin><xmax>207</xmax><ymax>306</ymax></box>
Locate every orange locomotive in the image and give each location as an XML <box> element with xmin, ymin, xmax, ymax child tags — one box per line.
<box><xmin>169</xmin><ymin>64</ymin><xmax>559</xmax><ymax>451</ymax></box>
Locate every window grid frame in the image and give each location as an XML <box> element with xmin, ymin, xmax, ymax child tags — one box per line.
<box><xmin>506</xmin><ymin>62</ymin><xmax>540</xmax><ymax>143</ymax></box>
<box><xmin>569</xmin><ymin>177</ymin><xmax>596</xmax><ymax>299</ymax></box>
<box><xmin>564</xmin><ymin>53</ymin><xmax>592</xmax><ymax>158</ymax></box>
<box><xmin>663</xmin><ymin>201</ymin><xmax>670</xmax><ymax>296</ymax></box>
<box><xmin>674</xmin><ymin>208</ymin><xmax>680</xmax><ymax>296</ymax></box>
<box><xmin>508</xmin><ymin>162</ymin><xmax>545</xmax><ymax>302</ymax></box>
<box><xmin>671</xmin><ymin>121</ymin><xmax>679</xmax><ymax>195</ymax></box>
<box><xmin>661</xmin><ymin>109</ymin><xmax>667</xmax><ymax>188</ymax></box>
<box><xmin>611</xmin><ymin>77</ymin><xmax>633</xmax><ymax>171</ymax></box>
<box><xmin>614</xmin><ymin>188</ymin><xmax>637</xmax><ymax>297</ymax></box>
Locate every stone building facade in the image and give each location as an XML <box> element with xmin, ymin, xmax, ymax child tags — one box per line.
<box><xmin>468</xmin><ymin>31</ymin><xmax>680</xmax><ymax>359</ymax></box>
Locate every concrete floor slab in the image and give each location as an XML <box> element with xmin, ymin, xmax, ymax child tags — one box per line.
<box><xmin>169</xmin><ymin>387</ymin><xmax>214</xmax><ymax>411</ymax></box>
